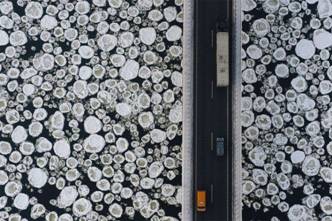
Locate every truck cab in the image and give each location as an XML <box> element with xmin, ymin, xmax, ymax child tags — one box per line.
<box><xmin>197</xmin><ymin>190</ymin><xmax>207</xmax><ymax>212</ymax></box>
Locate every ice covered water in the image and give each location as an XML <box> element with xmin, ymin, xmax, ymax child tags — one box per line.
<box><xmin>0</xmin><ymin>0</ymin><xmax>183</xmax><ymax>220</ymax></box>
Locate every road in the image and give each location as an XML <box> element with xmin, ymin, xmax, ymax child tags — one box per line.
<box><xmin>194</xmin><ymin>0</ymin><xmax>233</xmax><ymax>220</ymax></box>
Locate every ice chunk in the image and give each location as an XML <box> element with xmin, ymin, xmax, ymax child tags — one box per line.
<box><xmin>246</xmin><ymin>45</ymin><xmax>262</xmax><ymax>60</ymax></box>
<box><xmin>84</xmin><ymin>116</ymin><xmax>102</xmax><ymax>134</ymax></box>
<box><xmin>116</xmin><ymin>102</ymin><xmax>132</xmax><ymax>117</ymax></box>
<box><xmin>116</xmin><ymin>137</ymin><xmax>129</xmax><ymax>153</ymax></box>
<box><xmin>9</xmin><ymin>31</ymin><xmax>27</xmax><ymax>46</ymax></box>
<box><xmin>320</xmin><ymin>167</ymin><xmax>332</xmax><ymax>183</ymax></box>
<box><xmin>25</xmin><ymin>2</ymin><xmax>43</xmax><ymax>19</ymax></box>
<box><xmin>148</xmin><ymin>161</ymin><xmax>164</xmax><ymax>178</ymax></box>
<box><xmin>97</xmin><ymin>34</ymin><xmax>117</xmax><ymax>51</ymax></box>
<box><xmin>4</xmin><ymin>181</ymin><xmax>22</xmax><ymax>197</ymax></box>
<box><xmin>313</xmin><ymin>29</ymin><xmax>332</xmax><ymax>49</ymax></box>
<box><xmin>166</xmin><ymin>25</ymin><xmax>182</xmax><ymax>41</ymax></box>
<box><xmin>0</xmin><ymin>141</ymin><xmax>12</xmax><ymax>155</ymax></box>
<box><xmin>139</xmin><ymin>27</ymin><xmax>156</xmax><ymax>45</ymax></box>
<box><xmin>57</xmin><ymin>186</ymin><xmax>78</xmax><ymax>208</ymax></box>
<box><xmin>318</xmin><ymin>0</ymin><xmax>332</xmax><ymax>18</ymax></box>
<box><xmin>319</xmin><ymin>80</ymin><xmax>332</xmax><ymax>94</ymax></box>
<box><xmin>11</xmin><ymin>126</ymin><xmax>27</xmax><ymax>144</ymax></box>
<box><xmin>248</xmin><ymin>146</ymin><xmax>266</xmax><ymax>167</ymax></box>
<box><xmin>72</xmin><ymin>198</ymin><xmax>92</xmax><ymax>217</ymax></box>
<box><xmin>33</xmin><ymin>54</ymin><xmax>55</xmax><ymax>72</ymax></box>
<box><xmin>109</xmin><ymin>203</ymin><xmax>123</xmax><ymax>218</ymax></box>
<box><xmin>83</xmin><ymin>134</ymin><xmax>105</xmax><ymax>153</ymax></box>
<box><xmin>28</xmin><ymin>168</ymin><xmax>48</xmax><ymax>188</ymax></box>
<box><xmin>302</xmin><ymin>156</ymin><xmax>321</xmax><ymax>176</ymax></box>
<box><xmin>138</xmin><ymin>112</ymin><xmax>154</xmax><ymax>128</ymax></box>
<box><xmin>288</xmin><ymin>205</ymin><xmax>308</xmax><ymax>221</ymax></box>
<box><xmin>50</xmin><ymin>111</ymin><xmax>65</xmax><ymax>131</ymax></box>
<box><xmin>252</xmin><ymin>19</ymin><xmax>270</xmax><ymax>37</ymax></box>
<box><xmin>73</xmin><ymin>80</ymin><xmax>88</xmax><ymax>99</ymax></box>
<box><xmin>40</xmin><ymin>15</ymin><xmax>58</xmax><ymax>30</ymax></box>
<box><xmin>291</xmin><ymin>76</ymin><xmax>308</xmax><ymax>92</ymax></box>
<box><xmin>321</xmin><ymin>197</ymin><xmax>332</xmax><ymax>215</ymax></box>
<box><xmin>0</xmin><ymin>30</ymin><xmax>8</xmax><ymax>46</ymax></box>
<box><xmin>150</xmin><ymin>129</ymin><xmax>166</xmax><ymax>143</ymax></box>
<box><xmin>242</xmin><ymin>0</ymin><xmax>257</xmax><ymax>11</ymax></box>
<box><xmin>13</xmin><ymin>193</ymin><xmax>29</xmax><ymax>210</ymax></box>
<box><xmin>295</xmin><ymin>39</ymin><xmax>315</xmax><ymax>59</ymax></box>
<box><xmin>118</xmin><ymin>32</ymin><xmax>134</xmax><ymax>48</ymax></box>
<box><xmin>290</xmin><ymin>151</ymin><xmax>305</xmax><ymax>164</ymax></box>
<box><xmin>53</xmin><ymin>139</ymin><xmax>71</xmax><ymax>159</ymax></box>
<box><xmin>120</xmin><ymin>59</ymin><xmax>139</xmax><ymax>81</ymax></box>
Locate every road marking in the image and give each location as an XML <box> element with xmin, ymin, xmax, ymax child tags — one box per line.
<box><xmin>210</xmin><ymin>131</ymin><xmax>214</xmax><ymax>151</ymax></box>
<box><xmin>226</xmin><ymin>86</ymin><xmax>229</xmax><ymax>220</ymax></box>
<box><xmin>210</xmin><ymin>183</ymin><xmax>214</xmax><ymax>204</ymax></box>
<box><xmin>211</xmin><ymin>80</ymin><xmax>214</xmax><ymax>99</ymax></box>
<box><xmin>211</xmin><ymin>29</ymin><xmax>214</xmax><ymax>48</ymax></box>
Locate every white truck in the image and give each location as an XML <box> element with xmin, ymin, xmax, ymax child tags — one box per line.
<box><xmin>216</xmin><ymin>31</ymin><xmax>229</xmax><ymax>87</ymax></box>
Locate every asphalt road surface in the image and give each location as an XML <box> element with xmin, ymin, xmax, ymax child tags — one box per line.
<box><xmin>194</xmin><ymin>0</ymin><xmax>233</xmax><ymax>220</ymax></box>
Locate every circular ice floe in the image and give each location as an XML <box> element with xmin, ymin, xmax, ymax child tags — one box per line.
<box><xmin>0</xmin><ymin>141</ymin><xmax>12</xmax><ymax>155</ymax></box>
<box><xmin>275</xmin><ymin>64</ymin><xmax>289</xmax><ymax>78</ymax></box>
<box><xmin>83</xmin><ymin>134</ymin><xmax>105</xmax><ymax>153</ymax></box>
<box><xmin>246</xmin><ymin>45</ymin><xmax>262</xmax><ymax>60</ymax></box>
<box><xmin>33</xmin><ymin>54</ymin><xmax>55</xmax><ymax>72</ymax></box>
<box><xmin>84</xmin><ymin>116</ymin><xmax>102</xmax><ymax>134</ymax></box>
<box><xmin>319</xmin><ymin>80</ymin><xmax>332</xmax><ymax>94</ymax></box>
<box><xmin>138</xmin><ymin>112</ymin><xmax>154</xmax><ymax>128</ymax></box>
<box><xmin>57</xmin><ymin>186</ymin><xmax>78</xmax><ymax>208</ymax></box>
<box><xmin>11</xmin><ymin>126</ymin><xmax>28</xmax><ymax>144</ymax></box>
<box><xmin>302</xmin><ymin>156</ymin><xmax>321</xmax><ymax>176</ymax></box>
<box><xmin>97</xmin><ymin>34</ymin><xmax>117</xmax><ymax>51</ymax></box>
<box><xmin>252</xmin><ymin>18</ymin><xmax>270</xmax><ymax>37</ymax></box>
<box><xmin>13</xmin><ymin>193</ymin><xmax>29</xmax><ymax>210</ymax></box>
<box><xmin>78</xmin><ymin>46</ymin><xmax>94</xmax><ymax>59</ymax></box>
<box><xmin>28</xmin><ymin>168</ymin><xmax>48</xmax><ymax>188</ymax></box>
<box><xmin>72</xmin><ymin>198</ymin><xmax>92</xmax><ymax>217</ymax></box>
<box><xmin>295</xmin><ymin>39</ymin><xmax>315</xmax><ymax>59</ymax></box>
<box><xmin>313</xmin><ymin>29</ymin><xmax>332</xmax><ymax>49</ymax></box>
<box><xmin>291</xmin><ymin>76</ymin><xmax>308</xmax><ymax>93</ymax></box>
<box><xmin>139</xmin><ymin>27</ymin><xmax>157</xmax><ymax>45</ymax></box>
<box><xmin>116</xmin><ymin>102</ymin><xmax>132</xmax><ymax>117</ymax></box>
<box><xmin>0</xmin><ymin>30</ymin><xmax>9</xmax><ymax>46</ymax></box>
<box><xmin>243</xmin><ymin>180</ymin><xmax>256</xmax><ymax>195</ymax></box>
<box><xmin>166</xmin><ymin>25</ymin><xmax>182</xmax><ymax>41</ymax></box>
<box><xmin>148</xmin><ymin>161</ymin><xmax>164</xmax><ymax>178</ymax></box>
<box><xmin>109</xmin><ymin>203</ymin><xmax>123</xmax><ymax>218</ymax></box>
<box><xmin>320</xmin><ymin>167</ymin><xmax>332</xmax><ymax>183</ymax></box>
<box><xmin>290</xmin><ymin>151</ymin><xmax>305</xmax><ymax>164</ymax></box>
<box><xmin>321</xmin><ymin>197</ymin><xmax>332</xmax><ymax>215</ymax></box>
<box><xmin>73</xmin><ymin>80</ymin><xmax>88</xmax><ymax>99</ymax></box>
<box><xmin>116</xmin><ymin>137</ymin><xmax>129</xmax><ymax>153</ymax></box>
<box><xmin>53</xmin><ymin>139</ymin><xmax>71</xmax><ymax>159</ymax></box>
<box><xmin>25</xmin><ymin>2</ymin><xmax>43</xmax><ymax>19</ymax></box>
<box><xmin>288</xmin><ymin>205</ymin><xmax>308</xmax><ymax>221</ymax></box>
<box><xmin>150</xmin><ymin>129</ymin><xmax>167</xmax><ymax>143</ymax></box>
<box><xmin>118</xmin><ymin>32</ymin><xmax>134</xmax><ymax>48</ymax></box>
<box><xmin>9</xmin><ymin>31</ymin><xmax>27</xmax><ymax>46</ymax></box>
<box><xmin>40</xmin><ymin>15</ymin><xmax>58</xmax><ymax>30</ymax></box>
<box><xmin>120</xmin><ymin>59</ymin><xmax>139</xmax><ymax>81</ymax></box>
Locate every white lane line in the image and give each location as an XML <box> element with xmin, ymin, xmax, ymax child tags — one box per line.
<box><xmin>211</xmin><ymin>131</ymin><xmax>214</xmax><ymax>151</ymax></box>
<box><xmin>211</xmin><ymin>80</ymin><xmax>214</xmax><ymax>99</ymax></box>
<box><xmin>211</xmin><ymin>29</ymin><xmax>214</xmax><ymax>48</ymax></box>
<box><xmin>226</xmin><ymin>86</ymin><xmax>229</xmax><ymax>220</ymax></box>
<box><xmin>210</xmin><ymin>183</ymin><xmax>214</xmax><ymax>204</ymax></box>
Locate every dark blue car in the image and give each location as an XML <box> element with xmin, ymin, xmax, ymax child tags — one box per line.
<box><xmin>216</xmin><ymin>137</ymin><xmax>225</xmax><ymax>156</ymax></box>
